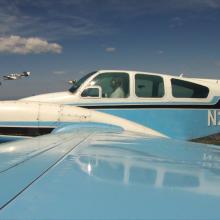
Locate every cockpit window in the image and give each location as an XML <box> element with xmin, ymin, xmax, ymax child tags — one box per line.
<box><xmin>69</xmin><ymin>71</ymin><xmax>97</xmax><ymax>93</ymax></box>
<box><xmin>135</xmin><ymin>74</ymin><xmax>164</xmax><ymax>98</ymax></box>
<box><xmin>171</xmin><ymin>79</ymin><xmax>209</xmax><ymax>98</ymax></box>
<box><xmin>89</xmin><ymin>72</ymin><xmax>129</xmax><ymax>98</ymax></box>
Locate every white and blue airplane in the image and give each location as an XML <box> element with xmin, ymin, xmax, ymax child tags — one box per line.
<box><xmin>0</xmin><ymin>70</ymin><xmax>220</xmax><ymax>219</ymax></box>
<box><xmin>13</xmin><ymin>69</ymin><xmax>220</xmax><ymax>141</ymax></box>
<box><xmin>3</xmin><ymin>71</ymin><xmax>31</xmax><ymax>80</ymax></box>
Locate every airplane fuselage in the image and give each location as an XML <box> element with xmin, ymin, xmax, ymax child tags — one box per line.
<box><xmin>1</xmin><ymin>70</ymin><xmax>220</xmax><ymax>143</ymax></box>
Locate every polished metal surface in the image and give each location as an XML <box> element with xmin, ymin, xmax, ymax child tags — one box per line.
<box><xmin>1</xmin><ymin>127</ymin><xmax>220</xmax><ymax>219</ymax></box>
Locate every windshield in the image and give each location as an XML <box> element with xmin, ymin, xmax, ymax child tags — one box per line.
<box><xmin>69</xmin><ymin>71</ymin><xmax>97</xmax><ymax>93</ymax></box>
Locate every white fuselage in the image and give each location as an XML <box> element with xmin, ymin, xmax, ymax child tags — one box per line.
<box><xmin>2</xmin><ymin>70</ymin><xmax>220</xmax><ymax>141</ymax></box>
<box><xmin>21</xmin><ymin>70</ymin><xmax>220</xmax><ymax>105</ymax></box>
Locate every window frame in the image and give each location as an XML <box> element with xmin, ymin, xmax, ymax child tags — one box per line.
<box><xmin>171</xmin><ymin>78</ymin><xmax>210</xmax><ymax>99</ymax></box>
<box><xmin>134</xmin><ymin>73</ymin><xmax>165</xmax><ymax>99</ymax></box>
<box><xmin>80</xmin><ymin>86</ymin><xmax>102</xmax><ymax>99</ymax></box>
<box><xmin>84</xmin><ymin>72</ymin><xmax>131</xmax><ymax>99</ymax></box>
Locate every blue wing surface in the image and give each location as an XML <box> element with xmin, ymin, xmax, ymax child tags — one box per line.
<box><xmin>0</xmin><ymin>124</ymin><xmax>220</xmax><ymax>219</ymax></box>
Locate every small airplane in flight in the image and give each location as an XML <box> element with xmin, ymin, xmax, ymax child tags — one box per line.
<box><xmin>0</xmin><ymin>70</ymin><xmax>220</xmax><ymax>219</ymax></box>
<box><xmin>3</xmin><ymin>71</ymin><xmax>31</xmax><ymax>80</ymax></box>
<box><xmin>21</xmin><ymin>69</ymin><xmax>220</xmax><ymax>142</ymax></box>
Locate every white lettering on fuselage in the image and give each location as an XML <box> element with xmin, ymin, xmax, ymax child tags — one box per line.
<box><xmin>208</xmin><ymin>110</ymin><xmax>220</xmax><ymax>126</ymax></box>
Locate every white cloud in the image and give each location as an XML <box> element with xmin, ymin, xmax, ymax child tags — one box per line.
<box><xmin>0</xmin><ymin>2</ymin><xmax>108</xmax><ymax>40</ymax></box>
<box><xmin>0</xmin><ymin>35</ymin><xmax>62</xmax><ymax>54</ymax></box>
<box><xmin>53</xmin><ymin>70</ymin><xmax>66</xmax><ymax>75</ymax></box>
<box><xmin>0</xmin><ymin>0</ymin><xmax>219</xmax><ymax>41</ymax></box>
<box><xmin>97</xmin><ymin>0</ymin><xmax>220</xmax><ymax>17</ymax></box>
<box><xmin>105</xmin><ymin>47</ymin><xmax>116</xmax><ymax>52</ymax></box>
<box><xmin>201</xmin><ymin>0</ymin><xmax>220</xmax><ymax>8</ymax></box>
<box><xmin>169</xmin><ymin>17</ymin><xmax>184</xmax><ymax>28</ymax></box>
<box><xmin>156</xmin><ymin>50</ymin><xmax>164</xmax><ymax>55</ymax></box>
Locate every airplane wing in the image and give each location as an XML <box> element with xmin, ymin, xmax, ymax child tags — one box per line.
<box><xmin>0</xmin><ymin>123</ymin><xmax>220</xmax><ymax>219</ymax></box>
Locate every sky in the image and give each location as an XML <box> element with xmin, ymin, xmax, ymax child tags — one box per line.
<box><xmin>0</xmin><ymin>0</ymin><xmax>220</xmax><ymax>99</ymax></box>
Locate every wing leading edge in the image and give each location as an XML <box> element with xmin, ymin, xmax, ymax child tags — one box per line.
<box><xmin>1</xmin><ymin>123</ymin><xmax>220</xmax><ymax>219</ymax></box>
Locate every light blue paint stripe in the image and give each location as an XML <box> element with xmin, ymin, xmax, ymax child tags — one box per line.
<box><xmin>0</xmin><ymin>121</ymin><xmax>107</xmax><ymax>128</ymax></box>
<box><xmin>0</xmin><ymin>121</ymin><xmax>39</xmax><ymax>126</ymax></box>
<box><xmin>0</xmin><ymin>121</ymin><xmax>60</xmax><ymax>127</ymax></box>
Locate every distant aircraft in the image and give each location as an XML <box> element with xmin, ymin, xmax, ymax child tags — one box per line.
<box><xmin>3</xmin><ymin>71</ymin><xmax>31</xmax><ymax>80</ymax></box>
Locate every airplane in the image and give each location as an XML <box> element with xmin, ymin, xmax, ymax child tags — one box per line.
<box><xmin>20</xmin><ymin>70</ymin><xmax>220</xmax><ymax>142</ymax></box>
<box><xmin>0</xmin><ymin>70</ymin><xmax>220</xmax><ymax>219</ymax></box>
<box><xmin>3</xmin><ymin>71</ymin><xmax>31</xmax><ymax>80</ymax></box>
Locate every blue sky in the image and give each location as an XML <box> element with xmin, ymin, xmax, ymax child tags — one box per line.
<box><xmin>0</xmin><ymin>0</ymin><xmax>220</xmax><ymax>99</ymax></box>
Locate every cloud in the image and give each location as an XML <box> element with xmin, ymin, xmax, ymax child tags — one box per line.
<box><xmin>90</xmin><ymin>0</ymin><xmax>220</xmax><ymax>19</ymax></box>
<box><xmin>107</xmin><ymin>0</ymin><xmax>220</xmax><ymax>12</ymax></box>
<box><xmin>201</xmin><ymin>0</ymin><xmax>220</xmax><ymax>8</ymax></box>
<box><xmin>0</xmin><ymin>35</ymin><xmax>62</xmax><ymax>54</ymax></box>
<box><xmin>0</xmin><ymin>1</ymin><xmax>110</xmax><ymax>40</ymax></box>
<box><xmin>105</xmin><ymin>47</ymin><xmax>116</xmax><ymax>52</ymax></box>
<box><xmin>53</xmin><ymin>70</ymin><xmax>66</xmax><ymax>75</ymax></box>
<box><xmin>0</xmin><ymin>0</ymin><xmax>219</xmax><ymax>41</ymax></box>
<box><xmin>156</xmin><ymin>50</ymin><xmax>164</xmax><ymax>55</ymax></box>
<box><xmin>169</xmin><ymin>17</ymin><xmax>184</xmax><ymax>28</ymax></box>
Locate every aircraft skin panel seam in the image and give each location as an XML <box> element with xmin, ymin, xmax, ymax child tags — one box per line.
<box><xmin>0</xmin><ymin>132</ymin><xmax>93</xmax><ymax>211</ymax></box>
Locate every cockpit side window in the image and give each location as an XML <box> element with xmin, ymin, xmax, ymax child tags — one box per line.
<box><xmin>89</xmin><ymin>72</ymin><xmax>129</xmax><ymax>98</ymax></box>
<box><xmin>171</xmin><ymin>79</ymin><xmax>209</xmax><ymax>98</ymax></box>
<box><xmin>135</xmin><ymin>74</ymin><xmax>164</xmax><ymax>98</ymax></box>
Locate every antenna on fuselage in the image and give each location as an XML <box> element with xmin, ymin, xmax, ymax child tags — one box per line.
<box><xmin>179</xmin><ymin>73</ymin><xmax>184</xmax><ymax>77</ymax></box>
